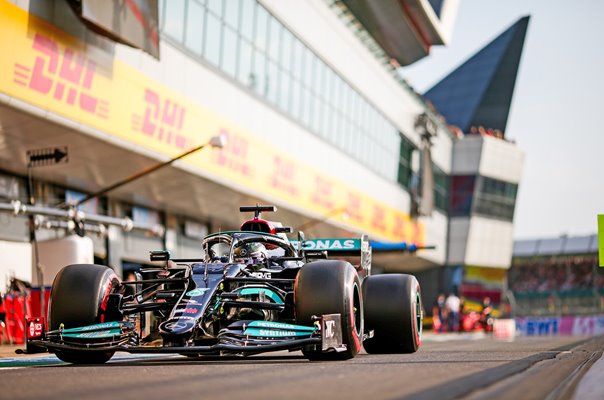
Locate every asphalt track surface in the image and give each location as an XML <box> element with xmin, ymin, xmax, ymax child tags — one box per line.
<box><xmin>1</xmin><ymin>334</ymin><xmax>603</xmax><ymax>400</ymax></box>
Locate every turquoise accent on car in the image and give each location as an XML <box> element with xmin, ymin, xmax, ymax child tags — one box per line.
<box><xmin>243</xmin><ymin>327</ymin><xmax>313</xmax><ymax>338</ymax></box>
<box><xmin>243</xmin><ymin>321</ymin><xmax>316</xmax><ymax>338</ymax></box>
<box><xmin>60</xmin><ymin>321</ymin><xmax>121</xmax><ymax>334</ymax></box>
<box><xmin>235</xmin><ymin>288</ymin><xmax>284</xmax><ymax>304</ymax></box>
<box><xmin>62</xmin><ymin>329</ymin><xmax>121</xmax><ymax>339</ymax></box>
<box><xmin>247</xmin><ymin>321</ymin><xmax>316</xmax><ymax>331</ymax></box>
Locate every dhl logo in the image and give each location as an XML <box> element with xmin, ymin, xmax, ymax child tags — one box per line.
<box><xmin>13</xmin><ymin>33</ymin><xmax>109</xmax><ymax>119</ymax></box>
<box><xmin>131</xmin><ymin>88</ymin><xmax>190</xmax><ymax>150</ymax></box>
<box><xmin>345</xmin><ymin>192</ymin><xmax>363</xmax><ymax>223</ymax></box>
<box><xmin>211</xmin><ymin>128</ymin><xmax>252</xmax><ymax>176</ymax></box>
<box><xmin>312</xmin><ymin>175</ymin><xmax>334</xmax><ymax>210</ymax></box>
<box><xmin>270</xmin><ymin>156</ymin><xmax>298</xmax><ymax>196</ymax></box>
<box><xmin>371</xmin><ymin>204</ymin><xmax>386</xmax><ymax>232</ymax></box>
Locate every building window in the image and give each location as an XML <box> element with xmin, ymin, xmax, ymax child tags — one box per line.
<box><xmin>474</xmin><ymin>176</ymin><xmax>518</xmax><ymax>221</ymax></box>
<box><xmin>433</xmin><ymin>164</ymin><xmax>449</xmax><ymax>213</ymax></box>
<box><xmin>450</xmin><ymin>175</ymin><xmax>476</xmax><ymax>216</ymax></box>
<box><xmin>397</xmin><ymin>134</ymin><xmax>415</xmax><ymax>189</ymax></box>
<box><xmin>159</xmin><ymin>0</ymin><xmax>402</xmax><ymax>181</ymax></box>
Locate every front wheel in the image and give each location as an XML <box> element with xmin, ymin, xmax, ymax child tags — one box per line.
<box><xmin>362</xmin><ymin>274</ymin><xmax>422</xmax><ymax>354</ymax></box>
<box><xmin>294</xmin><ymin>261</ymin><xmax>363</xmax><ymax>360</ymax></box>
<box><xmin>49</xmin><ymin>264</ymin><xmax>121</xmax><ymax>364</ymax></box>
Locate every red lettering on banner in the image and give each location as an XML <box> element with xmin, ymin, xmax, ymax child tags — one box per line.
<box><xmin>131</xmin><ymin>88</ymin><xmax>189</xmax><ymax>149</ymax></box>
<box><xmin>345</xmin><ymin>192</ymin><xmax>363</xmax><ymax>223</ymax></box>
<box><xmin>371</xmin><ymin>205</ymin><xmax>386</xmax><ymax>232</ymax></box>
<box><xmin>410</xmin><ymin>221</ymin><xmax>422</xmax><ymax>246</ymax></box>
<box><xmin>211</xmin><ymin>129</ymin><xmax>252</xmax><ymax>176</ymax></box>
<box><xmin>392</xmin><ymin>215</ymin><xmax>405</xmax><ymax>238</ymax></box>
<box><xmin>311</xmin><ymin>176</ymin><xmax>334</xmax><ymax>210</ymax></box>
<box><xmin>13</xmin><ymin>33</ymin><xmax>109</xmax><ymax>118</ymax></box>
<box><xmin>270</xmin><ymin>156</ymin><xmax>298</xmax><ymax>196</ymax></box>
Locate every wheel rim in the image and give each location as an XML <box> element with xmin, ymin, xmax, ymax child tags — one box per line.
<box><xmin>415</xmin><ymin>291</ymin><xmax>423</xmax><ymax>339</ymax></box>
<box><xmin>353</xmin><ymin>282</ymin><xmax>362</xmax><ymax>337</ymax></box>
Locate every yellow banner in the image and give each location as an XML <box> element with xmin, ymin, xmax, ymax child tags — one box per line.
<box><xmin>0</xmin><ymin>0</ymin><xmax>423</xmax><ymax>244</ymax></box>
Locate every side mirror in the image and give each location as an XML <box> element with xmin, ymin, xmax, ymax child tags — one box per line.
<box><xmin>150</xmin><ymin>250</ymin><xmax>170</xmax><ymax>262</ymax></box>
<box><xmin>297</xmin><ymin>231</ymin><xmax>306</xmax><ymax>248</ymax></box>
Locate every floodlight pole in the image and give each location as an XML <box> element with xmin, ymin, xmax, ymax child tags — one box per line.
<box><xmin>70</xmin><ymin>135</ymin><xmax>226</xmax><ymax>208</ymax></box>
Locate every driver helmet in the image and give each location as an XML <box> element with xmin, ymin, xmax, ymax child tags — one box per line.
<box><xmin>235</xmin><ymin>242</ymin><xmax>268</xmax><ymax>264</ymax></box>
<box><xmin>209</xmin><ymin>242</ymin><xmax>230</xmax><ymax>262</ymax></box>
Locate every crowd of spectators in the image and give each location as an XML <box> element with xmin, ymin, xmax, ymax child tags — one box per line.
<box><xmin>508</xmin><ymin>256</ymin><xmax>603</xmax><ymax>294</ymax></box>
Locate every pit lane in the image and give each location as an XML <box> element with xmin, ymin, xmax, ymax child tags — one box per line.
<box><xmin>1</xmin><ymin>334</ymin><xmax>602</xmax><ymax>400</ymax></box>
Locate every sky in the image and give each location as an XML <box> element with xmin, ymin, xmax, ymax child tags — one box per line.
<box><xmin>400</xmin><ymin>0</ymin><xmax>604</xmax><ymax>240</ymax></box>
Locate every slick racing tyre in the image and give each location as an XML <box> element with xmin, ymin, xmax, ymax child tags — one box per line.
<box><xmin>362</xmin><ymin>274</ymin><xmax>422</xmax><ymax>354</ymax></box>
<box><xmin>49</xmin><ymin>264</ymin><xmax>121</xmax><ymax>364</ymax></box>
<box><xmin>295</xmin><ymin>260</ymin><xmax>363</xmax><ymax>360</ymax></box>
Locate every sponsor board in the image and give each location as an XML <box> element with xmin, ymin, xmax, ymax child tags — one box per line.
<box><xmin>515</xmin><ymin>315</ymin><xmax>604</xmax><ymax>336</ymax></box>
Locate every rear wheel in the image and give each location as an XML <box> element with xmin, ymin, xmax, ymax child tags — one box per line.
<box><xmin>294</xmin><ymin>261</ymin><xmax>363</xmax><ymax>360</ymax></box>
<box><xmin>49</xmin><ymin>264</ymin><xmax>120</xmax><ymax>364</ymax></box>
<box><xmin>362</xmin><ymin>274</ymin><xmax>422</xmax><ymax>354</ymax></box>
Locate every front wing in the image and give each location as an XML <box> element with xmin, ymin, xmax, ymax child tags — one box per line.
<box><xmin>23</xmin><ymin>315</ymin><xmax>345</xmax><ymax>357</ymax></box>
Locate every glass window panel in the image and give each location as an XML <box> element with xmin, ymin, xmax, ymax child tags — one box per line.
<box><xmin>376</xmin><ymin>115</ymin><xmax>386</xmax><ymax>139</ymax></box>
<box><xmin>332</xmin><ymin>75</ymin><xmax>342</xmax><ymax>113</ymax></box>
<box><xmin>350</xmin><ymin>90</ymin><xmax>361</xmax><ymax>131</ymax></box>
<box><xmin>367</xmin><ymin>108</ymin><xmax>377</xmax><ymax>137</ymax></box>
<box><xmin>360</xmin><ymin>134</ymin><xmax>369</xmax><ymax>164</ymax></box>
<box><xmin>237</xmin><ymin>39</ymin><xmax>254</xmax><ymax>88</ymax></box>
<box><xmin>280</xmin><ymin>29</ymin><xmax>293</xmax><ymax>73</ymax></box>
<box><xmin>343</xmin><ymin>84</ymin><xmax>354</xmax><ymax>120</ymax></box>
<box><xmin>312</xmin><ymin>97</ymin><xmax>322</xmax><ymax>134</ymax></box>
<box><xmin>240</xmin><ymin>0</ymin><xmax>255</xmax><ymax>41</ymax></box>
<box><xmin>322</xmin><ymin>103</ymin><xmax>332</xmax><ymax>141</ymax></box>
<box><xmin>204</xmin><ymin>12</ymin><xmax>222</xmax><ymax>66</ymax></box>
<box><xmin>224</xmin><ymin>0</ymin><xmax>239</xmax><ymax>29</ymax></box>
<box><xmin>301</xmin><ymin>87</ymin><xmax>313</xmax><ymax>128</ymax></box>
<box><xmin>315</xmin><ymin>60</ymin><xmax>325</xmax><ymax>100</ymax></box>
<box><xmin>331</xmin><ymin>111</ymin><xmax>341</xmax><ymax>144</ymax></box>
<box><xmin>159</xmin><ymin>0</ymin><xmax>166</xmax><ymax>30</ymax></box>
<box><xmin>268</xmin><ymin>17</ymin><xmax>282</xmax><ymax>62</ymax></box>
<box><xmin>266</xmin><ymin>60</ymin><xmax>279</xmax><ymax>105</ymax></box>
<box><xmin>255</xmin><ymin>5</ymin><xmax>268</xmax><ymax>51</ymax></box>
<box><xmin>278</xmin><ymin>69</ymin><xmax>290</xmax><ymax>113</ymax></box>
<box><xmin>344</xmin><ymin>120</ymin><xmax>354</xmax><ymax>155</ymax></box>
<box><xmin>222</xmin><ymin>27</ymin><xmax>238</xmax><ymax>77</ymax></box>
<box><xmin>320</xmin><ymin>65</ymin><xmax>328</xmax><ymax>102</ymax></box>
<box><xmin>324</xmin><ymin>67</ymin><xmax>334</xmax><ymax>106</ymax></box>
<box><xmin>185</xmin><ymin>0</ymin><xmax>205</xmax><ymax>55</ymax></box>
<box><xmin>252</xmin><ymin>50</ymin><xmax>266</xmax><ymax>97</ymax></box>
<box><xmin>303</xmin><ymin>49</ymin><xmax>315</xmax><ymax>88</ymax></box>
<box><xmin>207</xmin><ymin>0</ymin><xmax>222</xmax><ymax>17</ymax></box>
<box><xmin>163</xmin><ymin>0</ymin><xmax>186</xmax><ymax>42</ymax></box>
<box><xmin>353</xmin><ymin>124</ymin><xmax>362</xmax><ymax>158</ymax></box>
<box><xmin>359</xmin><ymin>99</ymin><xmax>369</xmax><ymax>133</ymax></box>
<box><xmin>291</xmin><ymin>40</ymin><xmax>304</xmax><ymax>80</ymax></box>
<box><xmin>289</xmin><ymin>79</ymin><xmax>301</xmax><ymax>120</ymax></box>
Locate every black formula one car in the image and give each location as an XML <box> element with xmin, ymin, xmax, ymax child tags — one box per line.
<box><xmin>24</xmin><ymin>206</ymin><xmax>423</xmax><ymax>363</ymax></box>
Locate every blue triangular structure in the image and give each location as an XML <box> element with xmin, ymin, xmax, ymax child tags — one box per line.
<box><xmin>424</xmin><ymin>16</ymin><xmax>530</xmax><ymax>135</ymax></box>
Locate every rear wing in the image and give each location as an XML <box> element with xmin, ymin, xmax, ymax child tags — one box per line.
<box><xmin>292</xmin><ymin>235</ymin><xmax>371</xmax><ymax>274</ymax></box>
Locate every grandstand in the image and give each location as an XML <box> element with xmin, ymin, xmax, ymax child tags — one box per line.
<box><xmin>509</xmin><ymin>234</ymin><xmax>604</xmax><ymax>317</ymax></box>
